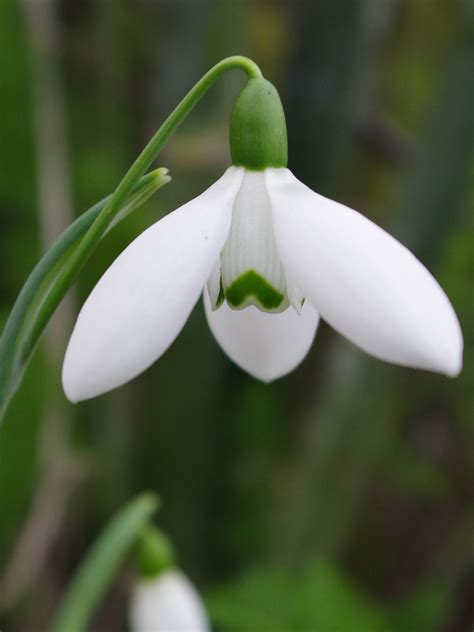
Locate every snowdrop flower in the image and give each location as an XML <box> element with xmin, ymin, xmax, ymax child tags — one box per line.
<box><xmin>63</xmin><ymin>77</ymin><xmax>462</xmax><ymax>402</ymax></box>
<box><xmin>130</xmin><ymin>570</ymin><xmax>210</xmax><ymax>632</ymax></box>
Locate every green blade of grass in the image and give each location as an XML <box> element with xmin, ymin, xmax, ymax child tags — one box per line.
<box><xmin>50</xmin><ymin>493</ymin><xmax>160</xmax><ymax>632</ymax></box>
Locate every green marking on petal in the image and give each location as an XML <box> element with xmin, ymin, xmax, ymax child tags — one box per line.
<box><xmin>225</xmin><ymin>270</ymin><xmax>286</xmax><ymax>311</ymax></box>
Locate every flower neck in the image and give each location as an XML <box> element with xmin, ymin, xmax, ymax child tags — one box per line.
<box><xmin>229</xmin><ymin>78</ymin><xmax>288</xmax><ymax>171</ymax></box>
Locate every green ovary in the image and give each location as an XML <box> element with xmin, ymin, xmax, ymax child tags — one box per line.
<box><xmin>224</xmin><ymin>270</ymin><xmax>287</xmax><ymax>312</ymax></box>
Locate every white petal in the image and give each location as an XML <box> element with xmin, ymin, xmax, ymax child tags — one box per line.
<box><xmin>266</xmin><ymin>168</ymin><xmax>463</xmax><ymax>377</ymax></box>
<box><xmin>63</xmin><ymin>167</ymin><xmax>244</xmax><ymax>402</ymax></box>
<box><xmin>204</xmin><ymin>292</ymin><xmax>319</xmax><ymax>382</ymax></box>
<box><xmin>129</xmin><ymin>571</ymin><xmax>210</xmax><ymax>632</ymax></box>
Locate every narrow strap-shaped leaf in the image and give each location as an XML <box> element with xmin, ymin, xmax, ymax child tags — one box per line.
<box><xmin>0</xmin><ymin>169</ymin><xmax>170</xmax><ymax>420</ymax></box>
<box><xmin>50</xmin><ymin>493</ymin><xmax>160</xmax><ymax>632</ymax></box>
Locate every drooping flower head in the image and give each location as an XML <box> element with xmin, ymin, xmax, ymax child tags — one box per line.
<box><xmin>63</xmin><ymin>72</ymin><xmax>462</xmax><ymax>402</ymax></box>
<box><xmin>130</xmin><ymin>571</ymin><xmax>210</xmax><ymax>632</ymax></box>
<box><xmin>130</xmin><ymin>527</ymin><xmax>209</xmax><ymax>632</ymax></box>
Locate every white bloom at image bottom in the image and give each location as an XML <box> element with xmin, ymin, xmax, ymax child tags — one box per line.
<box><xmin>129</xmin><ymin>570</ymin><xmax>209</xmax><ymax>632</ymax></box>
<box><xmin>62</xmin><ymin>167</ymin><xmax>463</xmax><ymax>402</ymax></box>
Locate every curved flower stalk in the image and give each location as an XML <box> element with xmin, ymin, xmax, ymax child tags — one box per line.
<box><xmin>62</xmin><ymin>63</ymin><xmax>463</xmax><ymax>402</ymax></box>
<box><xmin>130</xmin><ymin>571</ymin><xmax>210</xmax><ymax>632</ymax></box>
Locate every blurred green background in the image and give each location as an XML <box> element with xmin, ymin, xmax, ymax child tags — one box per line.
<box><xmin>0</xmin><ymin>0</ymin><xmax>473</xmax><ymax>630</ymax></box>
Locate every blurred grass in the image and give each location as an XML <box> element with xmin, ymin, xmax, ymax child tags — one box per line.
<box><xmin>0</xmin><ymin>0</ymin><xmax>472</xmax><ymax>630</ymax></box>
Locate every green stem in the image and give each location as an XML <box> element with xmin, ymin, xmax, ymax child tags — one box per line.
<box><xmin>38</xmin><ymin>56</ymin><xmax>261</xmax><ymax>337</ymax></box>
<box><xmin>50</xmin><ymin>493</ymin><xmax>159</xmax><ymax>632</ymax></box>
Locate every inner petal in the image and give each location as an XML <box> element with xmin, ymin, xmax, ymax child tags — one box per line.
<box><xmin>220</xmin><ymin>170</ymin><xmax>289</xmax><ymax>313</ymax></box>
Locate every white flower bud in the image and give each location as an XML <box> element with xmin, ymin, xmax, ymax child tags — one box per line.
<box><xmin>129</xmin><ymin>570</ymin><xmax>210</xmax><ymax>632</ymax></box>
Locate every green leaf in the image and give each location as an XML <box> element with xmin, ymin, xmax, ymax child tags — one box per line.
<box><xmin>208</xmin><ymin>566</ymin><xmax>291</xmax><ymax>629</ymax></box>
<box><xmin>390</xmin><ymin>583</ymin><xmax>452</xmax><ymax>632</ymax></box>
<box><xmin>0</xmin><ymin>345</ymin><xmax>43</xmax><ymax>566</ymax></box>
<box><xmin>296</xmin><ymin>559</ymin><xmax>390</xmax><ymax>632</ymax></box>
<box><xmin>50</xmin><ymin>492</ymin><xmax>159</xmax><ymax>632</ymax></box>
<box><xmin>0</xmin><ymin>169</ymin><xmax>170</xmax><ymax>421</ymax></box>
<box><xmin>207</xmin><ymin>558</ymin><xmax>391</xmax><ymax>631</ymax></box>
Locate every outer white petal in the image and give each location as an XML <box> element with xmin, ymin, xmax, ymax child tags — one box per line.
<box><xmin>204</xmin><ymin>292</ymin><xmax>319</xmax><ymax>382</ymax></box>
<box><xmin>129</xmin><ymin>571</ymin><xmax>210</xmax><ymax>632</ymax></box>
<box><xmin>63</xmin><ymin>167</ymin><xmax>244</xmax><ymax>402</ymax></box>
<box><xmin>266</xmin><ymin>168</ymin><xmax>463</xmax><ymax>377</ymax></box>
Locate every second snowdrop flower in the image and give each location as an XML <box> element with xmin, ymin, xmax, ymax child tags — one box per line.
<box><xmin>130</xmin><ymin>571</ymin><xmax>210</xmax><ymax>632</ymax></box>
<box><xmin>130</xmin><ymin>527</ymin><xmax>210</xmax><ymax>632</ymax></box>
<box><xmin>63</xmin><ymin>70</ymin><xmax>463</xmax><ymax>402</ymax></box>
